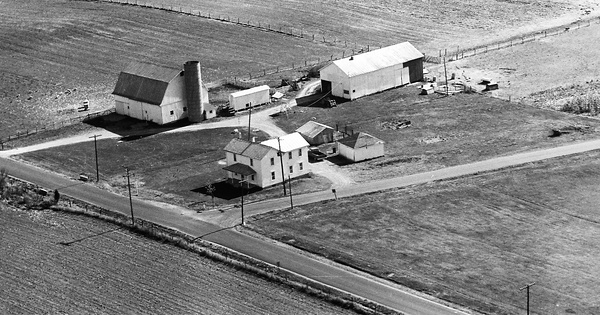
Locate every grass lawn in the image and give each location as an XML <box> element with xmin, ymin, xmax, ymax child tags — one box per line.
<box><xmin>17</xmin><ymin>127</ymin><xmax>331</xmax><ymax>210</ymax></box>
<box><xmin>249</xmin><ymin>151</ymin><xmax>600</xmax><ymax>315</ymax></box>
<box><xmin>274</xmin><ymin>88</ymin><xmax>600</xmax><ymax>182</ymax></box>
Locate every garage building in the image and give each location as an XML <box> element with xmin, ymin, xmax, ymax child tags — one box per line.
<box><xmin>320</xmin><ymin>42</ymin><xmax>424</xmax><ymax>100</ymax></box>
<box><xmin>337</xmin><ymin>132</ymin><xmax>384</xmax><ymax>162</ymax></box>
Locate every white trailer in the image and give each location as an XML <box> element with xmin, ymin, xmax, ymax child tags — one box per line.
<box><xmin>229</xmin><ymin>85</ymin><xmax>271</xmax><ymax>111</ymax></box>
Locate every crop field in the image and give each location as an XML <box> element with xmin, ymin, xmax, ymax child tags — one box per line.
<box><xmin>16</xmin><ymin>126</ymin><xmax>331</xmax><ymax>210</ymax></box>
<box><xmin>275</xmin><ymin>89</ymin><xmax>600</xmax><ymax>182</ymax></box>
<box><xmin>250</xmin><ymin>151</ymin><xmax>600</xmax><ymax>315</ymax></box>
<box><xmin>0</xmin><ymin>0</ymin><xmax>347</xmax><ymax>138</ymax></box>
<box><xmin>132</xmin><ymin>0</ymin><xmax>599</xmax><ymax>54</ymax></box>
<box><xmin>0</xmin><ymin>204</ymin><xmax>359</xmax><ymax>315</ymax></box>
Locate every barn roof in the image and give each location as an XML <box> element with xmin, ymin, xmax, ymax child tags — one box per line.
<box><xmin>230</xmin><ymin>85</ymin><xmax>270</xmax><ymax>98</ymax></box>
<box><xmin>338</xmin><ymin>132</ymin><xmax>384</xmax><ymax>149</ymax></box>
<box><xmin>112</xmin><ymin>62</ymin><xmax>182</xmax><ymax>105</ymax></box>
<box><xmin>328</xmin><ymin>42</ymin><xmax>423</xmax><ymax>78</ymax></box>
<box><xmin>296</xmin><ymin>121</ymin><xmax>334</xmax><ymax>139</ymax></box>
<box><xmin>262</xmin><ymin>132</ymin><xmax>309</xmax><ymax>152</ymax></box>
<box><xmin>224</xmin><ymin>138</ymin><xmax>273</xmax><ymax>160</ymax></box>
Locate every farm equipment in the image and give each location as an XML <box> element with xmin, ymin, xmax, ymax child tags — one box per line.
<box><xmin>78</xmin><ymin>99</ymin><xmax>90</xmax><ymax>112</ymax></box>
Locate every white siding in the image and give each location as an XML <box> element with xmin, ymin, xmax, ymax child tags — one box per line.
<box><xmin>338</xmin><ymin>143</ymin><xmax>384</xmax><ymax>162</ymax></box>
<box><xmin>229</xmin><ymin>85</ymin><xmax>271</xmax><ymax>111</ymax></box>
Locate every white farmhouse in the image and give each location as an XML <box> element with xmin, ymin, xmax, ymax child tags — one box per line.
<box><xmin>113</xmin><ymin>61</ymin><xmax>215</xmax><ymax>124</ymax></box>
<box><xmin>320</xmin><ymin>42</ymin><xmax>424</xmax><ymax>100</ymax></box>
<box><xmin>223</xmin><ymin>132</ymin><xmax>310</xmax><ymax>188</ymax></box>
<box><xmin>337</xmin><ymin>132</ymin><xmax>384</xmax><ymax>162</ymax></box>
<box><xmin>229</xmin><ymin>85</ymin><xmax>271</xmax><ymax>111</ymax></box>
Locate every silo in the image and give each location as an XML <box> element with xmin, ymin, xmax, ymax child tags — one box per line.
<box><xmin>184</xmin><ymin>61</ymin><xmax>204</xmax><ymax>122</ymax></box>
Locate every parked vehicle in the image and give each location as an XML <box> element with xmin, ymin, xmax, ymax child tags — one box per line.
<box><xmin>308</xmin><ymin>149</ymin><xmax>327</xmax><ymax>162</ymax></box>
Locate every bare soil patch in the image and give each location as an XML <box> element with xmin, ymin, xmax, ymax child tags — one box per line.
<box><xmin>0</xmin><ymin>202</ymin><xmax>359</xmax><ymax>315</ymax></box>
<box><xmin>250</xmin><ymin>151</ymin><xmax>600</xmax><ymax>315</ymax></box>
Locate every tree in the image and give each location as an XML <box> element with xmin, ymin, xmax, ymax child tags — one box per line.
<box><xmin>206</xmin><ymin>184</ymin><xmax>216</xmax><ymax>208</ymax></box>
<box><xmin>53</xmin><ymin>189</ymin><xmax>60</xmax><ymax>204</ymax></box>
<box><xmin>0</xmin><ymin>168</ymin><xmax>8</xmax><ymax>198</ymax></box>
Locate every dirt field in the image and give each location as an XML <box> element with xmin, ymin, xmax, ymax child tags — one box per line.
<box><xmin>0</xmin><ymin>203</ymin><xmax>360</xmax><ymax>315</ymax></box>
<box><xmin>131</xmin><ymin>0</ymin><xmax>600</xmax><ymax>54</ymax></box>
<box><xmin>0</xmin><ymin>0</ymin><xmax>347</xmax><ymax>138</ymax></box>
<box><xmin>15</xmin><ymin>125</ymin><xmax>331</xmax><ymax>210</ymax></box>
<box><xmin>250</xmin><ymin>151</ymin><xmax>600</xmax><ymax>315</ymax></box>
<box><xmin>275</xmin><ymin>89</ymin><xmax>600</xmax><ymax>182</ymax></box>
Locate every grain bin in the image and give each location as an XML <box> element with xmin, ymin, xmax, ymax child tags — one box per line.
<box><xmin>184</xmin><ymin>61</ymin><xmax>205</xmax><ymax>122</ymax></box>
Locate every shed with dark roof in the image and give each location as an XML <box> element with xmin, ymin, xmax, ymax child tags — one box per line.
<box><xmin>295</xmin><ymin>121</ymin><xmax>335</xmax><ymax>145</ymax></box>
<box><xmin>337</xmin><ymin>132</ymin><xmax>384</xmax><ymax>162</ymax></box>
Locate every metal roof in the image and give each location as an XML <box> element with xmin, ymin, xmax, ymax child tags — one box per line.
<box><xmin>338</xmin><ymin>132</ymin><xmax>384</xmax><ymax>149</ymax></box>
<box><xmin>112</xmin><ymin>62</ymin><xmax>182</xmax><ymax>105</ymax></box>
<box><xmin>224</xmin><ymin>138</ymin><xmax>273</xmax><ymax>160</ymax></box>
<box><xmin>295</xmin><ymin>121</ymin><xmax>334</xmax><ymax>139</ymax></box>
<box><xmin>222</xmin><ymin>163</ymin><xmax>257</xmax><ymax>176</ymax></box>
<box><xmin>328</xmin><ymin>42</ymin><xmax>423</xmax><ymax>78</ymax></box>
<box><xmin>230</xmin><ymin>85</ymin><xmax>270</xmax><ymax>98</ymax></box>
<box><xmin>261</xmin><ymin>132</ymin><xmax>309</xmax><ymax>152</ymax></box>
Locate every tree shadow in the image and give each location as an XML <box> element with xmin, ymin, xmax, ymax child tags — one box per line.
<box><xmin>192</xmin><ymin>180</ymin><xmax>262</xmax><ymax>201</ymax></box>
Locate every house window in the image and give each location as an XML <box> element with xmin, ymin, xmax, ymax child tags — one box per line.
<box><xmin>170</xmin><ymin>110</ymin><xmax>174</xmax><ymax>115</ymax></box>
<box><xmin>241</xmin><ymin>175</ymin><xmax>245</xmax><ymax>180</ymax></box>
<box><xmin>270</xmin><ymin>157</ymin><xmax>275</xmax><ymax>166</ymax></box>
<box><xmin>298</xmin><ymin>149</ymin><xmax>302</xmax><ymax>156</ymax></box>
<box><xmin>251</xmin><ymin>175</ymin><xmax>255</xmax><ymax>181</ymax></box>
<box><xmin>299</xmin><ymin>162</ymin><xmax>303</xmax><ymax>171</ymax></box>
<box><xmin>209</xmin><ymin>110</ymin><xmax>213</xmax><ymax>114</ymax></box>
<box><xmin>250</xmin><ymin>159</ymin><xmax>253</xmax><ymax>166</ymax></box>
<box><xmin>271</xmin><ymin>171</ymin><xmax>276</xmax><ymax>180</ymax></box>
<box><xmin>233</xmin><ymin>154</ymin><xmax>237</xmax><ymax>162</ymax></box>
<box><xmin>183</xmin><ymin>107</ymin><xmax>187</xmax><ymax>112</ymax></box>
<box><xmin>288</xmin><ymin>152</ymin><xmax>292</xmax><ymax>159</ymax></box>
<box><xmin>289</xmin><ymin>165</ymin><xmax>293</xmax><ymax>173</ymax></box>
<box><xmin>343</xmin><ymin>89</ymin><xmax>349</xmax><ymax>94</ymax></box>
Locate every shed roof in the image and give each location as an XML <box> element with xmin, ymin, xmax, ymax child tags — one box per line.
<box><xmin>262</xmin><ymin>132</ymin><xmax>309</xmax><ymax>152</ymax></box>
<box><xmin>224</xmin><ymin>138</ymin><xmax>273</xmax><ymax>160</ymax></box>
<box><xmin>296</xmin><ymin>121</ymin><xmax>334</xmax><ymax>139</ymax></box>
<box><xmin>338</xmin><ymin>132</ymin><xmax>384</xmax><ymax>149</ymax></box>
<box><xmin>230</xmin><ymin>85</ymin><xmax>270</xmax><ymax>98</ymax></box>
<box><xmin>112</xmin><ymin>62</ymin><xmax>182</xmax><ymax>105</ymax></box>
<box><xmin>326</xmin><ymin>42</ymin><xmax>423</xmax><ymax>78</ymax></box>
<box><xmin>222</xmin><ymin>163</ymin><xmax>256</xmax><ymax>176</ymax></box>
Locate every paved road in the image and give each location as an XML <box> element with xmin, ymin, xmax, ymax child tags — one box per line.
<box><xmin>0</xmin><ymin>156</ymin><xmax>468</xmax><ymax>315</ymax></box>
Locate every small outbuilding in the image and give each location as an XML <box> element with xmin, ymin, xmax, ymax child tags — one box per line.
<box><xmin>295</xmin><ymin>121</ymin><xmax>335</xmax><ymax>145</ymax></box>
<box><xmin>320</xmin><ymin>42</ymin><xmax>424</xmax><ymax>100</ymax></box>
<box><xmin>337</xmin><ymin>132</ymin><xmax>384</xmax><ymax>162</ymax></box>
<box><xmin>229</xmin><ymin>85</ymin><xmax>271</xmax><ymax>111</ymax></box>
<box><xmin>113</xmin><ymin>61</ymin><xmax>215</xmax><ymax>125</ymax></box>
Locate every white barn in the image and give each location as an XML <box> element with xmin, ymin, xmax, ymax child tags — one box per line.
<box><xmin>229</xmin><ymin>85</ymin><xmax>271</xmax><ymax>111</ymax></box>
<box><xmin>337</xmin><ymin>132</ymin><xmax>384</xmax><ymax>162</ymax></box>
<box><xmin>320</xmin><ymin>42</ymin><xmax>424</xmax><ymax>100</ymax></box>
<box><xmin>113</xmin><ymin>61</ymin><xmax>216</xmax><ymax>125</ymax></box>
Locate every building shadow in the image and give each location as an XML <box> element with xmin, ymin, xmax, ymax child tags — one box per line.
<box><xmin>191</xmin><ymin>180</ymin><xmax>262</xmax><ymax>201</ymax></box>
<box><xmin>85</xmin><ymin>113</ymin><xmax>193</xmax><ymax>139</ymax></box>
<box><xmin>326</xmin><ymin>155</ymin><xmax>353</xmax><ymax>166</ymax></box>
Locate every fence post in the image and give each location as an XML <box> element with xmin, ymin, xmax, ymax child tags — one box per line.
<box><xmin>305</xmin><ymin>60</ymin><xmax>307</xmax><ymax>66</ymax></box>
<box><xmin>312</xmin><ymin>34</ymin><xmax>315</xmax><ymax>41</ymax></box>
<box><xmin>276</xmin><ymin>66</ymin><xmax>279</xmax><ymax>72</ymax></box>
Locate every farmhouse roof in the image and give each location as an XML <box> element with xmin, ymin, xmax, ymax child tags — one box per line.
<box><xmin>338</xmin><ymin>132</ymin><xmax>384</xmax><ymax>149</ymax></box>
<box><xmin>222</xmin><ymin>163</ymin><xmax>257</xmax><ymax>176</ymax></box>
<box><xmin>262</xmin><ymin>132</ymin><xmax>309</xmax><ymax>152</ymax></box>
<box><xmin>230</xmin><ymin>85</ymin><xmax>270</xmax><ymax>98</ymax></box>
<box><xmin>224</xmin><ymin>138</ymin><xmax>273</xmax><ymax>160</ymax></box>
<box><xmin>112</xmin><ymin>62</ymin><xmax>182</xmax><ymax>105</ymax></box>
<box><xmin>328</xmin><ymin>42</ymin><xmax>423</xmax><ymax>78</ymax></box>
<box><xmin>296</xmin><ymin>121</ymin><xmax>334</xmax><ymax>139</ymax></box>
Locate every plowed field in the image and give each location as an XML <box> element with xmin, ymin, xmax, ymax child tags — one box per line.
<box><xmin>0</xmin><ymin>204</ymin><xmax>358</xmax><ymax>314</ymax></box>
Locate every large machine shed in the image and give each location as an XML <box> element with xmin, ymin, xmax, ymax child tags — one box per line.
<box><xmin>229</xmin><ymin>85</ymin><xmax>271</xmax><ymax>111</ymax></box>
<box><xmin>320</xmin><ymin>42</ymin><xmax>424</xmax><ymax>100</ymax></box>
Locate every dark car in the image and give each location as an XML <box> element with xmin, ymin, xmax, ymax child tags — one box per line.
<box><xmin>308</xmin><ymin>149</ymin><xmax>327</xmax><ymax>162</ymax></box>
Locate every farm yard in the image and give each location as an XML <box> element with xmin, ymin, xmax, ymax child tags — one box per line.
<box><xmin>0</xmin><ymin>203</ymin><xmax>359</xmax><ymax>315</ymax></box>
<box><xmin>274</xmin><ymin>88</ymin><xmax>600</xmax><ymax>182</ymax></box>
<box><xmin>249</xmin><ymin>151</ymin><xmax>600</xmax><ymax>315</ymax></box>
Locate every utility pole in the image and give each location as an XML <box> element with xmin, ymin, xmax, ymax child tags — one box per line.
<box><xmin>277</xmin><ymin>137</ymin><xmax>287</xmax><ymax>196</ymax></box>
<box><xmin>519</xmin><ymin>282</ymin><xmax>536</xmax><ymax>315</ymax></box>
<box><xmin>288</xmin><ymin>175</ymin><xmax>293</xmax><ymax>209</ymax></box>
<box><xmin>239</xmin><ymin>179</ymin><xmax>247</xmax><ymax>225</ymax></box>
<box><xmin>123</xmin><ymin>166</ymin><xmax>135</xmax><ymax>225</ymax></box>
<box><xmin>89</xmin><ymin>134</ymin><xmax>101</xmax><ymax>182</ymax></box>
<box><xmin>443</xmin><ymin>56</ymin><xmax>449</xmax><ymax>96</ymax></box>
<box><xmin>247</xmin><ymin>106</ymin><xmax>252</xmax><ymax>142</ymax></box>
